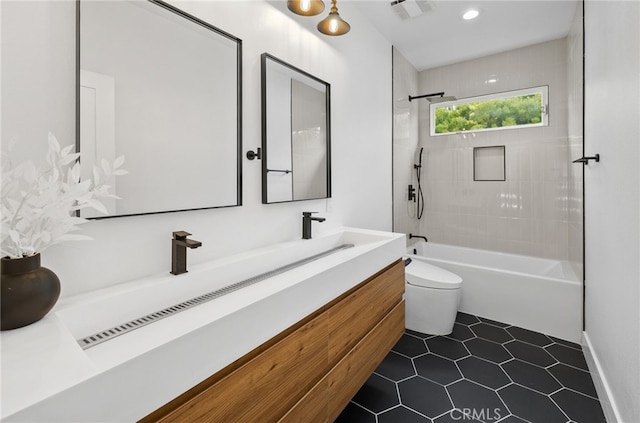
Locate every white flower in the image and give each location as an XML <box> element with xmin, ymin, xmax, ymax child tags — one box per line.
<box><xmin>1</xmin><ymin>133</ymin><xmax>127</xmax><ymax>259</ymax></box>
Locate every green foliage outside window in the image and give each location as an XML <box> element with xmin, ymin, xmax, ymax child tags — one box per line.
<box><xmin>434</xmin><ymin>93</ymin><xmax>543</xmax><ymax>134</ymax></box>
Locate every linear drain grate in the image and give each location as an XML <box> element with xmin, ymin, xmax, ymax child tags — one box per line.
<box><xmin>77</xmin><ymin>243</ymin><xmax>354</xmax><ymax>350</ymax></box>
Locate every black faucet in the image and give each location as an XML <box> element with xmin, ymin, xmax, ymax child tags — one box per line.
<box><xmin>171</xmin><ymin>231</ymin><xmax>202</xmax><ymax>275</ymax></box>
<box><xmin>409</xmin><ymin>233</ymin><xmax>428</xmax><ymax>242</ymax></box>
<box><xmin>302</xmin><ymin>212</ymin><xmax>326</xmax><ymax>240</ymax></box>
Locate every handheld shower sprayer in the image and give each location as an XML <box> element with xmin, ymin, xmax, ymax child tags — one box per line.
<box><xmin>415</xmin><ymin>147</ymin><xmax>424</xmax><ymax>168</ymax></box>
<box><xmin>413</xmin><ymin>148</ymin><xmax>425</xmax><ymax>220</ymax></box>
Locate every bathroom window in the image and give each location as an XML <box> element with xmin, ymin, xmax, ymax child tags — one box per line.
<box><xmin>430</xmin><ymin>86</ymin><xmax>548</xmax><ymax>136</ymax></box>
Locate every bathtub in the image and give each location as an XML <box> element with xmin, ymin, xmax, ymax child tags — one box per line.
<box><xmin>406</xmin><ymin>241</ymin><xmax>582</xmax><ymax>342</ymax></box>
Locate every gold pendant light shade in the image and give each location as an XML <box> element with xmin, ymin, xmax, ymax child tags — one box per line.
<box><xmin>317</xmin><ymin>1</ymin><xmax>350</xmax><ymax>36</ymax></box>
<box><xmin>287</xmin><ymin>0</ymin><xmax>325</xmax><ymax>16</ymax></box>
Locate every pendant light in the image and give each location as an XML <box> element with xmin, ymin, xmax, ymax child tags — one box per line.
<box><xmin>287</xmin><ymin>0</ymin><xmax>325</xmax><ymax>16</ymax></box>
<box><xmin>317</xmin><ymin>0</ymin><xmax>350</xmax><ymax>36</ymax></box>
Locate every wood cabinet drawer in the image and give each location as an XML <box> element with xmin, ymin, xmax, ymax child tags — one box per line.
<box><xmin>279</xmin><ymin>300</ymin><xmax>405</xmax><ymax>423</ymax></box>
<box><xmin>158</xmin><ymin>316</ymin><xmax>329</xmax><ymax>423</ymax></box>
<box><xmin>278</xmin><ymin>378</ymin><xmax>330</xmax><ymax>423</ymax></box>
<box><xmin>327</xmin><ymin>301</ymin><xmax>405</xmax><ymax>421</ymax></box>
<box><xmin>328</xmin><ymin>260</ymin><xmax>404</xmax><ymax>366</ymax></box>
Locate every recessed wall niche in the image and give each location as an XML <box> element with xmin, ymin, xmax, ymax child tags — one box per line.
<box><xmin>473</xmin><ymin>146</ymin><xmax>505</xmax><ymax>181</ymax></box>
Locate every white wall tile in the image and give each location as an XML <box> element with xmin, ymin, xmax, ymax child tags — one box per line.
<box><xmin>393</xmin><ymin>48</ymin><xmax>421</xmax><ymax>235</ymax></box>
<box><xmin>413</xmin><ymin>39</ymin><xmax>571</xmax><ymax>260</ymax></box>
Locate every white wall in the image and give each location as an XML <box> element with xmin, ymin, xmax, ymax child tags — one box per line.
<box><xmin>416</xmin><ymin>39</ymin><xmax>570</xmax><ymax>260</ymax></box>
<box><xmin>392</xmin><ymin>47</ymin><xmax>420</xmax><ymax>236</ymax></box>
<box><xmin>583</xmin><ymin>1</ymin><xmax>640</xmax><ymax>422</ymax></box>
<box><xmin>1</xmin><ymin>0</ymin><xmax>393</xmax><ymax>297</ymax></box>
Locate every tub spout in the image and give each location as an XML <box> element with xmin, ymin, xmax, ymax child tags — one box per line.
<box><xmin>409</xmin><ymin>233</ymin><xmax>428</xmax><ymax>243</ymax></box>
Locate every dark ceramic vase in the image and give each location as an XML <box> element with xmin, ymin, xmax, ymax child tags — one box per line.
<box><xmin>1</xmin><ymin>253</ymin><xmax>61</xmax><ymax>330</ymax></box>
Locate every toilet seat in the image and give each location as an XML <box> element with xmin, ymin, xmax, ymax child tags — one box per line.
<box><xmin>406</xmin><ymin>260</ymin><xmax>462</xmax><ymax>289</ymax></box>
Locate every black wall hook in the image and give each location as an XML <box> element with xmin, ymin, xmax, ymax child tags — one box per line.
<box><xmin>246</xmin><ymin>148</ymin><xmax>261</xmax><ymax>160</ymax></box>
<box><xmin>572</xmin><ymin>154</ymin><xmax>600</xmax><ymax>164</ymax></box>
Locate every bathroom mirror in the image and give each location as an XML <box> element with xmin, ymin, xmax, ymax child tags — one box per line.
<box><xmin>261</xmin><ymin>53</ymin><xmax>331</xmax><ymax>204</ymax></box>
<box><xmin>78</xmin><ymin>0</ymin><xmax>242</xmax><ymax>218</ymax></box>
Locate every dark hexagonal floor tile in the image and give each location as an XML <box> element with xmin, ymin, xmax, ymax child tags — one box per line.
<box><xmin>545</xmin><ymin>343</ymin><xmax>588</xmax><ymax>371</ymax></box>
<box><xmin>495</xmin><ymin>415</ymin><xmax>528</xmax><ymax>423</ymax></box>
<box><xmin>506</xmin><ymin>326</ymin><xmax>554</xmax><ymax>347</ymax></box>
<box><xmin>393</xmin><ymin>333</ymin><xmax>429</xmax><ymax>358</ymax></box>
<box><xmin>457</xmin><ymin>356</ymin><xmax>511</xmax><ymax>389</ymax></box>
<box><xmin>498</xmin><ymin>384</ymin><xmax>567</xmax><ymax>423</ymax></box>
<box><xmin>549</xmin><ymin>336</ymin><xmax>582</xmax><ymax>350</ymax></box>
<box><xmin>352</xmin><ymin>373</ymin><xmax>400</xmax><ymax>413</ymax></box>
<box><xmin>504</xmin><ymin>340</ymin><xmax>557</xmax><ymax>367</ymax></box>
<box><xmin>464</xmin><ymin>338</ymin><xmax>513</xmax><ymax>364</ymax></box>
<box><xmin>343</xmin><ymin>313</ymin><xmax>605</xmax><ymax>423</ymax></box>
<box><xmin>471</xmin><ymin>323</ymin><xmax>514</xmax><ymax>344</ymax></box>
<box><xmin>399</xmin><ymin>376</ymin><xmax>453</xmax><ymax>418</ymax></box>
<box><xmin>548</xmin><ymin>363</ymin><xmax>598</xmax><ymax>398</ymax></box>
<box><xmin>414</xmin><ymin>353</ymin><xmax>462</xmax><ymax>385</ymax></box>
<box><xmin>335</xmin><ymin>402</ymin><xmax>376</xmax><ymax>423</ymax></box>
<box><xmin>426</xmin><ymin>336</ymin><xmax>470</xmax><ymax>360</ymax></box>
<box><xmin>552</xmin><ymin>388</ymin><xmax>606</xmax><ymax>423</ymax></box>
<box><xmin>456</xmin><ymin>312</ymin><xmax>480</xmax><ymax>326</ymax></box>
<box><xmin>378</xmin><ymin>405</ymin><xmax>431</xmax><ymax>423</ymax></box>
<box><xmin>502</xmin><ymin>359</ymin><xmax>562</xmax><ymax>394</ymax></box>
<box><xmin>445</xmin><ymin>323</ymin><xmax>476</xmax><ymax>342</ymax></box>
<box><xmin>433</xmin><ymin>409</ymin><xmax>482</xmax><ymax>423</ymax></box>
<box><xmin>447</xmin><ymin>380</ymin><xmax>509</xmax><ymax>419</ymax></box>
<box><xmin>406</xmin><ymin>329</ymin><xmax>435</xmax><ymax>340</ymax></box>
<box><xmin>478</xmin><ymin>316</ymin><xmax>511</xmax><ymax>328</ymax></box>
<box><xmin>375</xmin><ymin>351</ymin><xmax>416</xmax><ymax>382</ymax></box>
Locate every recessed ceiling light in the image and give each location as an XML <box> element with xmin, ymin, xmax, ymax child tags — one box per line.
<box><xmin>462</xmin><ymin>9</ymin><xmax>480</xmax><ymax>20</ymax></box>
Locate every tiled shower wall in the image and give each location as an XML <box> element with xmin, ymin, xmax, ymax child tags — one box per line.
<box><xmin>392</xmin><ymin>48</ymin><xmax>420</xmax><ymax>236</ymax></box>
<box><xmin>415</xmin><ymin>39</ymin><xmax>571</xmax><ymax>261</ymax></box>
<box><xmin>567</xmin><ymin>1</ymin><xmax>584</xmax><ymax>280</ymax></box>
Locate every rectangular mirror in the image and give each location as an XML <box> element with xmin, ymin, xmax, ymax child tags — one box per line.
<box><xmin>78</xmin><ymin>0</ymin><xmax>242</xmax><ymax>218</ymax></box>
<box><xmin>261</xmin><ymin>53</ymin><xmax>331</xmax><ymax>204</ymax></box>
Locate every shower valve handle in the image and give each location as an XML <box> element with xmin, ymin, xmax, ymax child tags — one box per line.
<box><xmin>408</xmin><ymin>184</ymin><xmax>416</xmax><ymax>202</ymax></box>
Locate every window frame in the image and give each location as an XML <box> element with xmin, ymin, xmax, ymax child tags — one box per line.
<box><xmin>429</xmin><ymin>86</ymin><xmax>549</xmax><ymax>137</ymax></box>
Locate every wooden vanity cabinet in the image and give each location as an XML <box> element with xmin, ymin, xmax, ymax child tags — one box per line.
<box><xmin>140</xmin><ymin>259</ymin><xmax>405</xmax><ymax>423</ymax></box>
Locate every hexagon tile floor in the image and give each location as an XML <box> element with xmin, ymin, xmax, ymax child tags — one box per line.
<box><xmin>335</xmin><ymin>312</ymin><xmax>606</xmax><ymax>423</ymax></box>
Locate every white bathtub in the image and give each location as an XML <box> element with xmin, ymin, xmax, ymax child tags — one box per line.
<box><xmin>406</xmin><ymin>241</ymin><xmax>583</xmax><ymax>342</ymax></box>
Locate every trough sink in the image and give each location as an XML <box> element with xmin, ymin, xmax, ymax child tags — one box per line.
<box><xmin>1</xmin><ymin>227</ymin><xmax>404</xmax><ymax>422</ymax></box>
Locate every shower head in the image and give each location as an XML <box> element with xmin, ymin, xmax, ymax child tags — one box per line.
<box><xmin>408</xmin><ymin>92</ymin><xmax>457</xmax><ymax>103</ymax></box>
<box><xmin>426</xmin><ymin>95</ymin><xmax>456</xmax><ymax>103</ymax></box>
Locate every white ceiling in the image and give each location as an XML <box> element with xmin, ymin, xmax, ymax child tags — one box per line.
<box><xmin>351</xmin><ymin>0</ymin><xmax>578</xmax><ymax>71</ymax></box>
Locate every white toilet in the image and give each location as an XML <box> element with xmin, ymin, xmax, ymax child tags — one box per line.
<box><xmin>405</xmin><ymin>259</ymin><xmax>463</xmax><ymax>335</ymax></box>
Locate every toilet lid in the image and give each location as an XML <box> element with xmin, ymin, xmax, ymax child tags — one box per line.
<box><xmin>406</xmin><ymin>260</ymin><xmax>462</xmax><ymax>289</ymax></box>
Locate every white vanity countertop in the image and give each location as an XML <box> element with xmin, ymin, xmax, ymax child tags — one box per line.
<box><xmin>0</xmin><ymin>227</ymin><xmax>405</xmax><ymax>422</ymax></box>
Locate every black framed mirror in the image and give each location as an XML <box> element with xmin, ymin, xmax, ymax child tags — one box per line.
<box><xmin>261</xmin><ymin>53</ymin><xmax>331</xmax><ymax>204</ymax></box>
<box><xmin>77</xmin><ymin>0</ymin><xmax>242</xmax><ymax>218</ymax></box>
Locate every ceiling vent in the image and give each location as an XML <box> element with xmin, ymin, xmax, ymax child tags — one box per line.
<box><xmin>390</xmin><ymin>0</ymin><xmax>433</xmax><ymax>20</ymax></box>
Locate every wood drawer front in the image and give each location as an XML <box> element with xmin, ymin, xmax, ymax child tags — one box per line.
<box><xmin>280</xmin><ymin>300</ymin><xmax>405</xmax><ymax>423</ymax></box>
<box><xmin>278</xmin><ymin>378</ymin><xmax>330</xmax><ymax>423</ymax></box>
<box><xmin>327</xmin><ymin>301</ymin><xmax>405</xmax><ymax>421</ymax></box>
<box><xmin>327</xmin><ymin>260</ymin><xmax>405</xmax><ymax>366</ymax></box>
<box><xmin>159</xmin><ymin>316</ymin><xmax>329</xmax><ymax>423</ymax></box>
